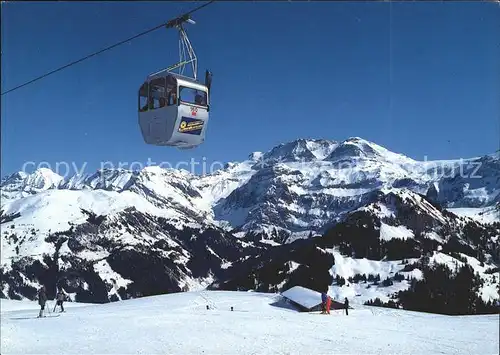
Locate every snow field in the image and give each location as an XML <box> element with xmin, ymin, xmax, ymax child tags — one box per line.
<box><xmin>1</xmin><ymin>291</ymin><xmax>498</xmax><ymax>354</ymax></box>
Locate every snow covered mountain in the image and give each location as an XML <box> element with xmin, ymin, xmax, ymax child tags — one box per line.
<box><xmin>210</xmin><ymin>188</ymin><xmax>499</xmax><ymax>313</ymax></box>
<box><xmin>213</xmin><ymin>137</ymin><xmax>499</xmax><ymax>239</ymax></box>
<box><xmin>1</xmin><ymin>137</ymin><xmax>499</xmax><ymax>313</ymax></box>
<box><xmin>427</xmin><ymin>154</ymin><xmax>500</xmax><ymax>207</ymax></box>
<box><xmin>0</xmin><ymin>191</ymin><xmax>264</xmax><ymax>302</ymax></box>
<box><xmin>1</xmin><ymin>168</ymin><xmax>64</xmax><ymax>201</ymax></box>
<box><xmin>2</xmin><ymin>138</ymin><xmax>498</xmax><ymax>236</ymax></box>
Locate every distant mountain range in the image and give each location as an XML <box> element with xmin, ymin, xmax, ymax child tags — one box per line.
<box><xmin>1</xmin><ymin>137</ymin><xmax>498</xmax><ymax>314</ymax></box>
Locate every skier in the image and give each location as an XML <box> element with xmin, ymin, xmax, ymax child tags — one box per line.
<box><xmin>344</xmin><ymin>297</ymin><xmax>349</xmax><ymax>315</ymax></box>
<box><xmin>37</xmin><ymin>285</ymin><xmax>47</xmax><ymax>318</ymax></box>
<box><xmin>325</xmin><ymin>294</ymin><xmax>332</xmax><ymax>314</ymax></box>
<box><xmin>54</xmin><ymin>288</ymin><xmax>66</xmax><ymax>313</ymax></box>
<box><xmin>320</xmin><ymin>292</ymin><xmax>327</xmax><ymax>314</ymax></box>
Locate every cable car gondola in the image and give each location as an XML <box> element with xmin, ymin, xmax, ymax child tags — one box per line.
<box><xmin>138</xmin><ymin>14</ymin><xmax>212</xmax><ymax>149</ymax></box>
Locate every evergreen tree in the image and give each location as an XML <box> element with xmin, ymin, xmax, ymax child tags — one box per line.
<box><xmin>335</xmin><ymin>275</ymin><xmax>346</xmax><ymax>287</ymax></box>
<box><xmin>393</xmin><ymin>273</ymin><xmax>405</xmax><ymax>282</ymax></box>
<box><xmin>382</xmin><ymin>277</ymin><xmax>394</xmax><ymax>287</ymax></box>
<box><xmin>398</xmin><ymin>263</ymin><xmax>496</xmax><ymax>315</ymax></box>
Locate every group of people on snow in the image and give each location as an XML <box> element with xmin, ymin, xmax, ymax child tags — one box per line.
<box><xmin>320</xmin><ymin>292</ymin><xmax>349</xmax><ymax>315</ymax></box>
<box><xmin>37</xmin><ymin>286</ymin><xmax>67</xmax><ymax>318</ymax></box>
<box><xmin>36</xmin><ymin>284</ymin><xmax>350</xmax><ymax>318</ymax></box>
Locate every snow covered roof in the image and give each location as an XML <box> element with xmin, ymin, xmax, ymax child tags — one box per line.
<box><xmin>281</xmin><ymin>286</ymin><xmax>322</xmax><ymax>310</ymax></box>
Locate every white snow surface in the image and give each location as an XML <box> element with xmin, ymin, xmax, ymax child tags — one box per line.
<box><xmin>281</xmin><ymin>285</ymin><xmax>322</xmax><ymax>309</ymax></box>
<box><xmin>448</xmin><ymin>207</ymin><xmax>500</xmax><ymax>224</ymax></box>
<box><xmin>0</xmin><ymin>189</ymin><xmax>191</xmax><ymax>266</ymax></box>
<box><xmin>327</xmin><ymin>249</ymin><xmax>423</xmax><ymax>304</ymax></box>
<box><xmin>0</xmin><ymin>168</ymin><xmax>64</xmax><ymax>203</ymax></box>
<box><xmin>328</xmin><ymin>248</ymin><xmax>498</xmax><ymax>304</ymax></box>
<box><xmin>2</xmin><ymin>189</ymin><xmax>183</xmax><ymax>234</ymax></box>
<box><xmin>330</xmin><ymin>250</ymin><xmax>412</xmax><ymax>280</ymax></box>
<box><xmin>1</xmin><ymin>291</ymin><xmax>498</xmax><ymax>354</ymax></box>
<box><xmin>379</xmin><ymin>223</ymin><xmax>415</xmax><ymax>241</ymax></box>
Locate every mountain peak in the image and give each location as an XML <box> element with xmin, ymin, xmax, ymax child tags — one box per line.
<box><xmin>141</xmin><ymin>165</ymin><xmax>167</xmax><ymax>175</ymax></box>
<box><xmin>262</xmin><ymin>138</ymin><xmax>338</xmax><ymax>163</ymax></box>
<box><xmin>0</xmin><ymin>168</ymin><xmax>64</xmax><ymax>203</ymax></box>
<box><xmin>345</xmin><ymin>136</ymin><xmax>366</xmax><ymax>143</ymax></box>
<box><xmin>1</xmin><ymin>168</ymin><xmax>63</xmax><ymax>189</ymax></box>
<box><xmin>325</xmin><ymin>139</ymin><xmax>379</xmax><ymax>162</ymax></box>
<box><xmin>258</xmin><ymin>137</ymin><xmax>405</xmax><ymax>165</ymax></box>
<box><xmin>248</xmin><ymin>152</ymin><xmax>264</xmax><ymax>162</ymax></box>
<box><xmin>141</xmin><ymin>165</ymin><xmax>194</xmax><ymax>179</ymax></box>
<box><xmin>1</xmin><ymin>171</ymin><xmax>28</xmax><ymax>185</ymax></box>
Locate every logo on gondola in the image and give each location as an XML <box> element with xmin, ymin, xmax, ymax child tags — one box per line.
<box><xmin>191</xmin><ymin>106</ymin><xmax>198</xmax><ymax>116</ymax></box>
<box><xmin>179</xmin><ymin>116</ymin><xmax>204</xmax><ymax>135</ymax></box>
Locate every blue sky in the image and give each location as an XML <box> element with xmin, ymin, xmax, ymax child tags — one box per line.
<box><xmin>1</xmin><ymin>1</ymin><xmax>499</xmax><ymax>177</ymax></box>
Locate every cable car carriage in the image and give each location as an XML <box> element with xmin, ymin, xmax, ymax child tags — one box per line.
<box><xmin>138</xmin><ymin>14</ymin><xmax>212</xmax><ymax>149</ymax></box>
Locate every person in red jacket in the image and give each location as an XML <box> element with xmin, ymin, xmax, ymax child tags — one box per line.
<box><xmin>325</xmin><ymin>294</ymin><xmax>332</xmax><ymax>314</ymax></box>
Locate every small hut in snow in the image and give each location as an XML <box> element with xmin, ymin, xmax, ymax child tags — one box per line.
<box><xmin>281</xmin><ymin>286</ymin><xmax>346</xmax><ymax>312</ymax></box>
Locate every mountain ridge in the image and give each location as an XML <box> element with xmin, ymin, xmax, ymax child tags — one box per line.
<box><xmin>3</xmin><ymin>137</ymin><xmax>497</xmax><ymax>234</ymax></box>
<box><xmin>1</xmin><ymin>137</ymin><xmax>499</xmax><ymax>312</ymax></box>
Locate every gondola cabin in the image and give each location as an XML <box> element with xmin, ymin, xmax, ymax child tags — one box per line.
<box><xmin>138</xmin><ymin>70</ymin><xmax>211</xmax><ymax>149</ymax></box>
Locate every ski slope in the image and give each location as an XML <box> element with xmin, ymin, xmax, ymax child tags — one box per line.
<box><xmin>1</xmin><ymin>291</ymin><xmax>498</xmax><ymax>354</ymax></box>
<box><xmin>448</xmin><ymin>207</ymin><xmax>500</xmax><ymax>224</ymax></box>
